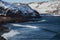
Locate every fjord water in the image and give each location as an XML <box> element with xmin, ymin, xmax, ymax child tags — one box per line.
<box><xmin>2</xmin><ymin>16</ymin><xmax>60</xmax><ymax>40</ymax></box>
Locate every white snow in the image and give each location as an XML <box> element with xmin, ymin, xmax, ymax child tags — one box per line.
<box><xmin>0</xmin><ymin>0</ymin><xmax>60</xmax><ymax>16</ymax></box>
<box><xmin>18</xmin><ymin>5</ymin><xmax>33</xmax><ymax>13</ymax></box>
<box><xmin>11</xmin><ymin>24</ymin><xmax>38</xmax><ymax>29</ymax></box>
<box><xmin>0</xmin><ymin>1</ymin><xmax>37</xmax><ymax>16</ymax></box>
<box><xmin>29</xmin><ymin>1</ymin><xmax>60</xmax><ymax>15</ymax></box>
<box><xmin>1</xmin><ymin>30</ymin><xmax>20</xmax><ymax>40</ymax></box>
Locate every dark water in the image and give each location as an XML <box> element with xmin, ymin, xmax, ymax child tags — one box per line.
<box><xmin>3</xmin><ymin>16</ymin><xmax>60</xmax><ymax>40</ymax></box>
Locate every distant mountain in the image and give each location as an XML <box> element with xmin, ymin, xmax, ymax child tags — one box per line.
<box><xmin>28</xmin><ymin>1</ymin><xmax>60</xmax><ymax>15</ymax></box>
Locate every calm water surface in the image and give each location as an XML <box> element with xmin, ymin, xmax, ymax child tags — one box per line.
<box><xmin>2</xmin><ymin>16</ymin><xmax>60</xmax><ymax>40</ymax></box>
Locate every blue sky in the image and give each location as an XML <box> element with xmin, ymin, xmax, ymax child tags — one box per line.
<box><xmin>3</xmin><ymin>0</ymin><xmax>49</xmax><ymax>3</ymax></box>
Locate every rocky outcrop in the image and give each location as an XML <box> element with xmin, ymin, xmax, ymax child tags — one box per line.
<box><xmin>0</xmin><ymin>36</ymin><xmax>6</xmax><ymax>40</ymax></box>
<box><xmin>0</xmin><ymin>0</ymin><xmax>40</xmax><ymax>17</ymax></box>
<box><xmin>0</xmin><ymin>26</ymin><xmax>10</xmax><ymax>33</ymax></box>
<box><xmin>0</xmin><ymin>25</ymin><xmax>10</xmax><ymax>40</ymax></box>
<box><xmin>0</xmin><ymin>16</ymin><xmax>28</xmax><ymax>23</ymax></box>
<box><xmin>0</xmin><ymin>0</ymin><xmax>41</xmax><ymax>23</ymax></box>
<box><xmin>0</xmin><ymin>1</ymin><xmax>41</xmax><ymax>23</ymax></box>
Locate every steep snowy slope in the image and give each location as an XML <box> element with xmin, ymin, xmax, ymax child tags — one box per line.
<box><xmin>0</xmin><ymin>1</ymin><xmax>39</xmax><ymax>17</ymax></box>
<box><xmin>0</xmin><ymin>1</ymin><xmax>16</xmax><ymax>9</ymax></box>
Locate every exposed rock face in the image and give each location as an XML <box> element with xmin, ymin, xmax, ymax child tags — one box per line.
<box><xmin>0</xmin><ymin>36</ymin><xmax>6</xmax><ymax>40</ymax></box>
<box><xmin>0</xmin><ymin>0</ymin><xmax>40</xmax><ymax>17</ymax></box>
<box><xmin>0</xmin><ymin>0</ymin><xmax>41</xmax><ymax>23</ymax></box>
<box><xmin>6</xmin><ymin>9</ymin><xmax>23</xmax><ymax>17</ymax></box>
<box><xmin>0</xmin><ymin>26</ymin><xmax>10</xmax><ymax>34</ymax></box>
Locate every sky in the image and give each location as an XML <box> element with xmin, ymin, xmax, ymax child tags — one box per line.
<box><xmin>2</xmin><ymin>0</ymin><xmax>49</xmax><ymax>3</ymax></box>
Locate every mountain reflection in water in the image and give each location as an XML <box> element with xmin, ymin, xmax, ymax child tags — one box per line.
<box><xmin>2</xmin><ymin>16</ymin><xmax>60</xmax><ymax>40</ymax></box>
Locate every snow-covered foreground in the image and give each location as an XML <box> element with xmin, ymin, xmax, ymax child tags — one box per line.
<box><xmin>1</xmin><ymin>16</ymin><xmax>60</xmax><ymax>40</ymax></box>
<box><xmin>2</xmin><ymin>23</ymin><xmax>39</xmax><ymax>40</ymax></box>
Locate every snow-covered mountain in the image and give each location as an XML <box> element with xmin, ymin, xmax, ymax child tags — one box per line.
<box><xmin>28</xmin><ymin>1</ymin><xmax>60</xmax><ymax>15</ymax></box>
<box><xmin>1</xmin><ymin>0</ymin><xmax>60</xmax><ymax>16</ymax></box>
<box><xmin>0</xmin><ymin>1</ymin><xmax>16</xmax><ymax>9</ymax></box>
<box><xmin>0</xmin><ymin>1</ymin><xmax>39</xmax><ymax>17</ymax></box>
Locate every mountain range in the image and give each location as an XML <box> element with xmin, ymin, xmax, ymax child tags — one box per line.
<box><xmin>28</xmin><ymin>1</ymin><xmax>60</xmax><ymax>14</ymax></box>
<box><xmin>0</xmin><ymin>0</ymin><xmax>60</xmax><ymax>16</ymax></box>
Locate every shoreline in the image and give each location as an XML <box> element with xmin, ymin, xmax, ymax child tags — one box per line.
<box><xmin>0</xmin><ymin>25</ymin><xmax>10</xmax><ymax>40</ymax></box>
